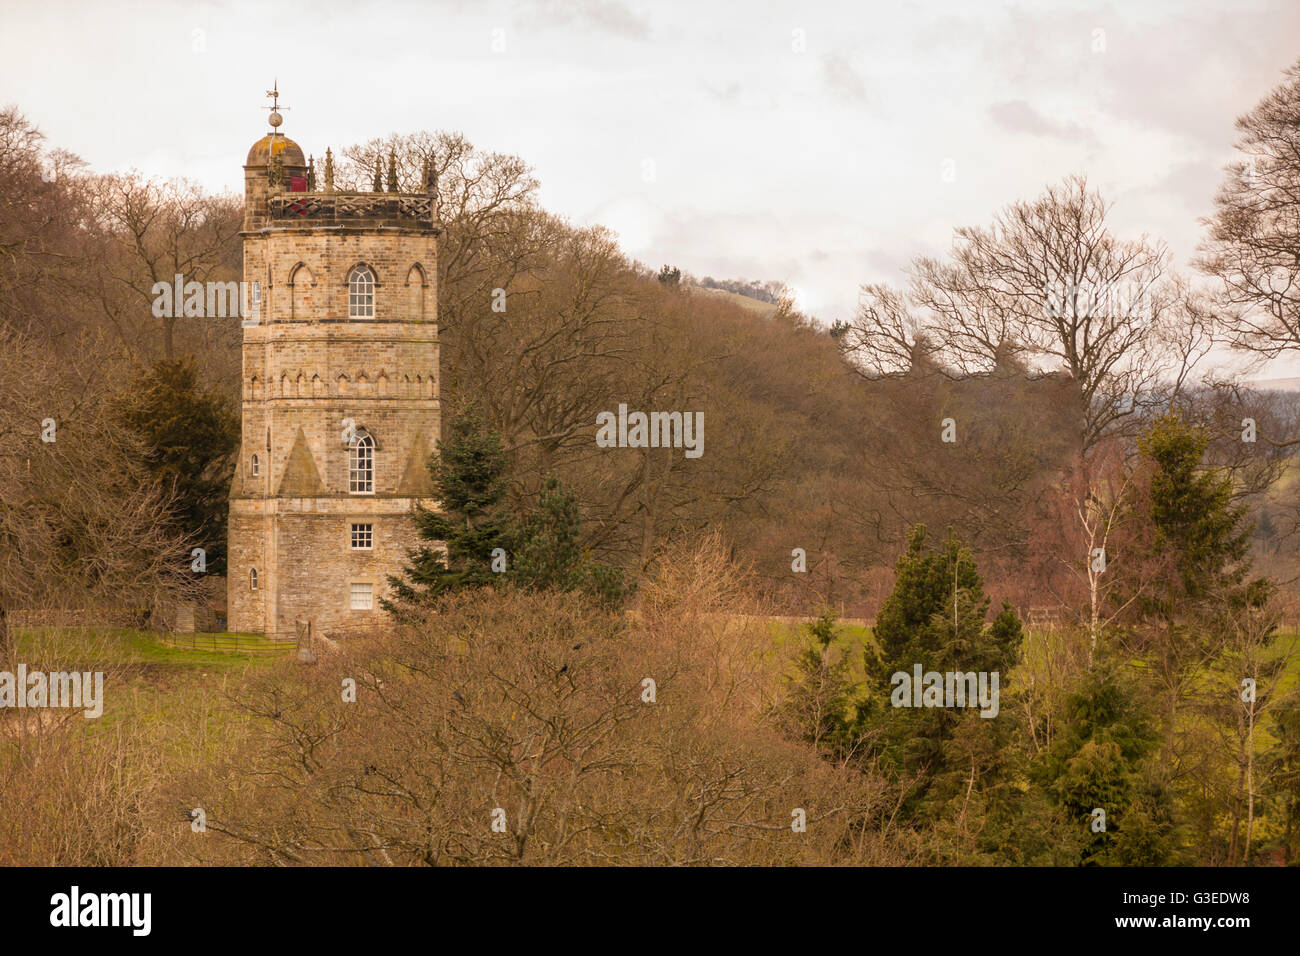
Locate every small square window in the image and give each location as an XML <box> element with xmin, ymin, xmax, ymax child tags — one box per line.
<box><xmin>351</xmin><ymin>523</ymin><xmax>373</xmax><ymax>549</ymax></box>
<box><xmin>350</xmin><ymin>582</ymin><xmax>373</xmax><ymax>610</ymax></box>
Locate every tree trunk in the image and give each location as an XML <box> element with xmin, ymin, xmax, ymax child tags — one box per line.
<box><xmin>638</xmin><ymin>447</ymin><xmax>655</xmax><ymax>572</ymax></box>
<box><xmin>0</xmin><ymin>601</ymin><xmax>11</xmax><ymax>667</ymax></box>
<box><xmin>1246</xmin><ymin>694</ymin><xmax>1257</xmax><ymax>863</ymax></box>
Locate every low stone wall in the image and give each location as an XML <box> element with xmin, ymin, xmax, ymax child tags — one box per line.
<box><xmin>7</xmin><ymin>608</ymin><xmax>151</xmax><ymax>628</ymax></box>
<box><xmin>9</xmin><ymin>605</ymin><xmax>222</xmax><ymax>631</ymax></box>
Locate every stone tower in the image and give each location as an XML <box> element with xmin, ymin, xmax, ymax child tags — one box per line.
<box><xmin>227</xmin><ymin>103</ymin><xmax>441</xmax><ymax>639</ymax></box>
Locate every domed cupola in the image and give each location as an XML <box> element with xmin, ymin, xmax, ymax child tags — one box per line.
<box><xmin>246</xmin><ymin>132</ymin><xmax>306</xmax><ymax>168</ymax></box>
<box><xmin>242</xmin><ymin>82</ymin><xmax>309</xmax><ymax>231</ymax></box>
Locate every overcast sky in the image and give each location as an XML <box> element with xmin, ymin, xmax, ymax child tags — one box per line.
<box><xmin>3</xmin><ymin>0</ymin><xmax>1298</xmax><ymax>349</ymax></box>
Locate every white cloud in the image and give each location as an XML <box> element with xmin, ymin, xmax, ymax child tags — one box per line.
<box><xmin>1</xmin><ymin>0</ymin><xmax>1294</xmax><ymax>348</ymax></box>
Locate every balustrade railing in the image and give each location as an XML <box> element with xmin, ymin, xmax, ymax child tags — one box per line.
<box><xmin>268</xmin><ymin>193</ymin><xmax>436</xmax><ymax>226</ymax></box>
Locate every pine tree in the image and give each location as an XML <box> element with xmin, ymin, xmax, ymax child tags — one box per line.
<box><xmin>1140</xmin><ymin>415</ymin><xmax>1253</xmax><ymax>614</ymax></box>
<box><xmin>780</xmin><ymin>612</ymin><xmax>859</xmax><ymax>756</ymax></box>
<box><xmin>1131</xmin><ymin>415</ymin><xmax>1281</xmax><ymax>864</ymax></box>
<box><xmin>385</xmin><ymin>424</ymin><xmax>628</xmax><ymax>614</ymax></box>
<box><xmin>511</xmin><ymin>474</ymin><xmax>627</xmax><ymax>607</ymax></box>
<box><xmin>1032</xmin><ymin>662</ymin><xmax>1176</xmax><ymax>865</ymax></box>
<box><xmin>868</xmin><ymin>525</ymin><xmax>1021</xmax><ymax>688</ymax></box>
<box><xmin>1268</xmin><ymin>699</ymin><xmax>1300</xmax><ymax>863</ymax></box>
<box><xmin>384</xmin><ymin>412</ymin><xmax>511</xmax><ymax>610</ymax></box>
<box><xmin>1125</xmin><ymin>415</ymin><xmax>1271</xmax><ymax>727</ymax></box>
<box><xmin>113</xmin><ymin>358</ymin><xmax>239</xmax><ymax>573</ymax></box>
<box><xmin>511</xmin><ymin>474</ymin><xmax>584</xmax><ymax>592</ymax></box>
<box><xmin>859</xmin><ymin>525</ymin><xmax>1024</xmax><ymax>797</ymax></box>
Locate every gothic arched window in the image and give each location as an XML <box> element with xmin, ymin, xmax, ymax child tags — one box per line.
<box><xmin>348</xmin><ymin>265</ymin><xmax>375</xmax><ymax>318</ymax></box>
<box><xmin>349</xmin><ymin>432</ymin><xmax>375</xmax><ymax>494</ymax></box>
<box><xmin>250</xmin><ymin>454</ymin><xmax>259</xmax><ymax>477</ymax></box>
<box><xmin>250</xmin><ymin>568</ymin><xmax>259</xmax><ymax>590</ymax></box>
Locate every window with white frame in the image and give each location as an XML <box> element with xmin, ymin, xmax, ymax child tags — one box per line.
<box><xmin>348</xmin><ymin>265</ymin><xmax>375</xmax><ymax>318</ymax></box>
<box><xmin>349</xmin><ymin>582</ymin><xmax>373</xmax><ymax>610</ymax></box>
<box><xmin>350</xmin><ymin>523</ymin><xmax>373</xmax><ymax>549</ymax></box>
<box><xmin>250</xmin><ymin>568</ymin><xmax>259</xmax><ymax>590</ymax></box>
<box><xmin>349</xmin><ymin>433</ymin><xmax>374</xmax><ymax>493</ymax></box>
<box><xmin>250</xmin><ymin>453</ymin><xmax>260</xmax><ymax>477</ymax></box>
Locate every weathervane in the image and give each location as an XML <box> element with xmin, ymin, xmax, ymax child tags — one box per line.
<box><xmin>264</xmin><ymin>80</ymin><xmax>290</xmax><ymax>131</ymax></box>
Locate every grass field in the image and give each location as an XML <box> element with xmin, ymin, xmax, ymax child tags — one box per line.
<box><xmin>15</xmin><ymin>626</ymin><xmax>293</xmax><ymax>668</ymax></box>
<box><xmin>6</xmin><ymin>627</ymin><xmax>291</xmax><ymax>773</ymax></box>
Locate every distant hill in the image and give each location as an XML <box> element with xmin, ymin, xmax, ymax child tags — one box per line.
<box><xmin>1246</xmin><ymin>376</ymin><xmax>1300</xmax><ymax>392</ymax></box>
<box><xmin>686</xmin><ymin>284</ymin><xmax>779</xmax><ymax>318</ymax></box>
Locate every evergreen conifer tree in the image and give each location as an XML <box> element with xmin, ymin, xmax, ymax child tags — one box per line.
<box><xmin>384</xmin><ymin>412</ymin><xmax>511</xmax><ymax>610</ymax></box>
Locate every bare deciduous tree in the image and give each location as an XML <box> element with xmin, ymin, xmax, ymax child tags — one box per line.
<box><xmin>1200</xmin><ymin>58</ymin><xmax>1300</xmax><ymax>366</ymax></box>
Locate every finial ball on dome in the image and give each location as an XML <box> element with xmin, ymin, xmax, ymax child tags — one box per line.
<box><xmin>246</xmin><ymin>83</ymin><xmax>304</xmax><ymax>166</ymax></box>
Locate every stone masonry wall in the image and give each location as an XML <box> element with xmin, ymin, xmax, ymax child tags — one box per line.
<box><xmin>228</xmin><ymin>196</ymin><xmax>441</xmax><ymax>639</ymax></box>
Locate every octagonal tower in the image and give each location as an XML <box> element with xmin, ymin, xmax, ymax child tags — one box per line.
<box><xmin>227</xmin><ymin>104</ymin><xmax>441</xmax><ymax>639</ymax></box>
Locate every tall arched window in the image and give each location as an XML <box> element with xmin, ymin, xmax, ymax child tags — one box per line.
<box><xmin>348</xmin><ymin>265</ymin><xmax>375</xmax><ymax>318</ymax></box>
<box><xmin>250</xmin><ymin>568</ymin><xmax>259</xmax><ymax>590</ymax></box>
<box><xmin>349</xmin><ymin>433</ymin><xmax>375</xmax><ymax>494</ymax></box>
<box><xmin>250</xmin><ymin>454</ymin><xmax>259</xmax><ymax>477</ymax></box>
